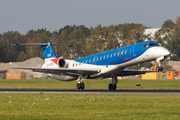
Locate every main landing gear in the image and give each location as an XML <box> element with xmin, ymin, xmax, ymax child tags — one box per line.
<box><xmin>109</xmin><ymin>75</ymin><xmax>118</xmax><ymax>91</ymax></box>
<box><xmin>76</xmin><ymin>74</ymin><xmax>119</xmax><ymax>90</ymax></box>
<box><xmin>109</xmin><ymin>84</ymin><xmax>116</xmax><ymax>91</ymax></box>
<box><xmin>76</xmin><ymin>74</ymin><xmax>87</xmax><ymax>90</ymax></box>
<box><xmin>77</xmin><ymin>82</ymin><xmax>85</xmax><ymax>90</ymax></box>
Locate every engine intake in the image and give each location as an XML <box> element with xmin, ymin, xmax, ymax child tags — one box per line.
<box><xmin>57</xmin><ymin>59</ymin><xmax>66</xmax><ymax>68</ymax></box>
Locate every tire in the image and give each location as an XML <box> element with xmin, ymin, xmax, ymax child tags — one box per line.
<box><xmin>113</xmin><ymin>84</ymin><xmax>117</xmax><ymax>91</ymax></box>
<box><xmin>159</xmin><ymin>67</ymin><xmax>163</xmax><ymax>71</ymax></box>
<box><xmin>77</xmin><ymin>83</ymin><xmax>81</xmax><ymax>90</ymax></box>
<box><xmin>156</xmin><ymin>67</ymin><xmax>160</xmax><ymax>71</ymax></box>
<box><xmin>157</xmin><ymin>67</ymin><xmax>163</xmax><ymax>71</ymax></box>
<box><xmin>80</xmin><ymin>83</ymin><xmax>85</xmax><ymax>90</ymax></box>
<box><xmin>109</xmin><ymin>84</ymin><xmax>113</xmax><ymax>90</ymax></box>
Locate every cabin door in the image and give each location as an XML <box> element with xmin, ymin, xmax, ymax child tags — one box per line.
<box><xmin>130</xmin><ymin>46</ymin><xmax>135</xmax><ymax>59</ymax></box>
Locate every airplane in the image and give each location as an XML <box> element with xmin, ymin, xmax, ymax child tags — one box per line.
<box><xmin>12</xmin><ymin>40</ymin><xmax>170</xmax><ymax>90</ymax></box>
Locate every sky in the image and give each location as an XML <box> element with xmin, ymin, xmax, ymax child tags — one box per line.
<box><xmin>0</xmin><ymin>0</ymin><xmax>180</xmax><ymax>35</ymax></box>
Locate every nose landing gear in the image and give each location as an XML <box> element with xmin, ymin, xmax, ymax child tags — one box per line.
<box><xmin>156</xmin><ymin>56</ymin><xmax>164</xmax><ymax>71</ymax></box>
<box><xmin>157</xmin><ymin>66</ymin><xmax>163</xmax><ymax>71</ymax></box>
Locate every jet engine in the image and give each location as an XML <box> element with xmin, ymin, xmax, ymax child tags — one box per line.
<box><xmin>57</xmin><ymin>58</ymin><xmax>66</xmax><ymax>68</ymax></box>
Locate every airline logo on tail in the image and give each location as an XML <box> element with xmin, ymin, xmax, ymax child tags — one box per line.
<box><xmin>47</xmin><ymin>53</ymin><xmax>51</xmax><ymax>57</ymax></box>
<box><xmin>40</xmin><ymin>43</ymin><xmax>57</xmax><ymax>62</ymax></box>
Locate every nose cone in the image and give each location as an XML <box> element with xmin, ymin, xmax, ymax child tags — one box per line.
<box><xmin>158</xmin><ymin>47</ymin><xmax>170</xmax><ymax>56</ymax></box>
<box><xmin>148</xmin><ymin>47</ymin><xmax>170</xmax><ymax>58</ymax></box>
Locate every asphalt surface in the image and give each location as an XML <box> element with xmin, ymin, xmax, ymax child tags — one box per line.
<box><xmin>0</xmin><ymin>89</ymin><xmax>180</xmax><ymax>95</ymax></box>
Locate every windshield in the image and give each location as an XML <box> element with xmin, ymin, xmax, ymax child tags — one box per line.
<box><xmin>143</xmin><ymin>42</ymin><xmax>160</xmax><ymax>48</ymax></box>
<box><xmin>148</xmin><ymin>43</ymin><xmax>160</xmax><ymax>47</ymax></box>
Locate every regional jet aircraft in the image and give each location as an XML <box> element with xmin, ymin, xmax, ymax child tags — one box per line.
<box><xmin>12</xmin><ymin>41</ymin><xmax>170</xmax><ymax>90</ymax></box>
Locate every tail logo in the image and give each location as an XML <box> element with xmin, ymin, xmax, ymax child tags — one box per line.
<box><xmin>47</xmin><ymin>53</ymin><xmax>51</xmax><ymax>57</ymax></box>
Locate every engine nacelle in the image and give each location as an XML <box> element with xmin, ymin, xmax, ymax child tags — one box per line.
<box><xmin>57</xmin><ymin>58</ymin><xmax>66</xmax><ymax>68</ymax></box>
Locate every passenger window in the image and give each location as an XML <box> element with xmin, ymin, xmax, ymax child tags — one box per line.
<box><xmin>125</xmin><ymin>50</ymin><xmax>127</xmax><ymax>54</ymax></box>
<box><xmin>121</xmin><ymin>50</ymin><xmax>124</xmax><ymax>55</ymax></box>
<box><xmin>100</xmin><ymin>56</ymin><xmax>102</xmax><ymax>60</ymax></box>
<box><xmin>93</xmin><ymin>58</ymin><xmax>95</xmax><ymax>62</ymax></box>
<box><xmin>110</xmin><ymin>54</ymin><xmax>112</xmax><ymax>57</ymax></box>
<box><xmin>97</xmin><ymin>57</ymin><xmax>99</xmax><ymax>61</ymax></box>
<box><xmin>79</xmin><ymin>62</ymin><xmax>81</xmax><ymax>65</ymax></box>
<box><xmin>107</xmin><ymin>55</ymin><xmax>109</xmax><ymax>58</ymax></box>
<box><xmin>104</xmin><ymin>55</ymin><xmax>106</xmax><ymax>59</ymax></box>
<box><xmin>117</xmin><ymin>52</ymin><xmax>120</xmax><ymax>56</ymax></box>
<box><xmin>86</xmin><ymin>60</ymin><xmax>88</xmax><ymax>63</ymax></box>
<box><xmin>72</xmin><ymin>64</ymin><xmax>74</xmax><ymax>67</ymax></box>
<box><xmin>89</xmin><ymin>59</ymin><xmax>91</xmax><ymax>63</ymax></box>
<box><xmin>83</xmin><ymin>61</ymin><xmax>84</xmax><ymax>64</ymax></box>
<box><xmin>76</xmin><ymin>63</ymin><xmax>78</xmax><ymax>66</ymax></box>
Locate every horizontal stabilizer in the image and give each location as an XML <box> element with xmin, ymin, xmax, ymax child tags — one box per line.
<box><xmin>12</xmin><ymin>43</ymin><xmax>48</xmax><ymax>46</ymax></box>
<box><xmin>12</xmin><ymin>43</ymin><xmax>71</xmax><ymax>47</ymax></box>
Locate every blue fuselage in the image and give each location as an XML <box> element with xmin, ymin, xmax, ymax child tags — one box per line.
<box><xmin>74</xmin><ymin>41</ymin><xmax>157</xmax><ymax>66</ymax></box>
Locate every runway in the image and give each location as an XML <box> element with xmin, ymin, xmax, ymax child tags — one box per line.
<box><xmin>0</xmin><ymin>89</ymin><xmax>180</xmax><ymax>95</ymax></box>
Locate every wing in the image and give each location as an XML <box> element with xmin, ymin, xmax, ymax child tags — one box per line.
<box><xmin>118</xmin><ymin>69</ymin><xmax>157</xmax><ymax>76</ymax></box>
<box><xmin>12</xmin><ymin>67</ymin><xmax>101</xmax><ymax>75</ymax></box>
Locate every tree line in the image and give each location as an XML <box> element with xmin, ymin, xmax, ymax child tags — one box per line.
<box><xmin>0</xmin><ymin>17</ymin><xmax>180</xmax><ymax>63</ymax></box>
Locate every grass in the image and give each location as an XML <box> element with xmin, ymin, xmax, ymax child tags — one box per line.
<box><xmin>0</xmin><ymin>79</ymin><xmax>180</xmax><ymax>89</ymax></box>
<box><xmin>0</xmin><ymin>94</ymin><xmax>180</xmax><ymax>120</ymax></box>
<box><xmin>0</xmin><ymin>79</ymin><xmax>180</xmax><ymax>119</ymax></box>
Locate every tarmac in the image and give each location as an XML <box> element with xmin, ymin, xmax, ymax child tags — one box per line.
<box><xmin>0</xmin><ymin>89</ymin><xmax>180</xmax><ymax>95</ymax></box>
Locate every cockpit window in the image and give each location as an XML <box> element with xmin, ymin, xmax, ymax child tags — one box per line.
<box><xmin>148</xmin><ymin>43</ymin><xmax>156</xmax><ymax>46</ymax></box>
<box><xmin>155</xmin><ymin>43</ymin><xmax>160</xmax><ymax>46</ymax></box>
<box><xmin>143</xmin><ymin>44</ymin><xmax>147</xmax><ymax>48</ymax></box>
<box><xmin>148</xmin><ymin>42</ymin><xmax>160</xmax><ymax>47</ymax></box>
<box><xmin>143</xmin><ymin>42</ymin><xmax>160</xmax><ymax>48</ymax></box>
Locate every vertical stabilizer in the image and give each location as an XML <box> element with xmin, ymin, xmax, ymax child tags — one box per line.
<box><xmin>39</xmin><ymin>43</ymin><xmax>57</xmax><ymax>62</ymax></box>
<box><xmin>12</xmin><ymin>43</ymin><xmax>71</xmax><ymax>62</ymax></box>
<box><xmin>12</xmin><ymin>43</ymin><xmax>57</xmax><ymax>62</ymax></box>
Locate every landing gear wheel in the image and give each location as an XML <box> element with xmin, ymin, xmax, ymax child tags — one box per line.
<box><xmin>77</xmin><ymin>83</ymin><xmax>85</xmax><ymax>90</ymax></box>
<box><xmin>77</xmin><ymin>83</ymin><xmax>81</xmax><ymax>90</ymax></box>
<box><xmin>80</xmin><ymin>83</ymin><xmax>85</xmax><ymax>90</ymax></box>
<box><xmin>109</xmin><ymin>84</ymin><xmax>117</xmax><ymax>90</ymax></box>
<box><xmin>112</xmin><ymin>84</ymin><xmax>117</xmax><ymax>91</ymax></box>
<box><xmin>157</xmin><ymin>67</ymin><xmax>163</xmax><ymax>71</ymax></box>
<box><xmin>159</xmin><ymin>67</ymin><xmax>163</xmax><ymax>71</ymax></box>
<box><xmin>109</xmin><ymin>84</ymin><xmax>113</xmax><ymax>90</ymax></box>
